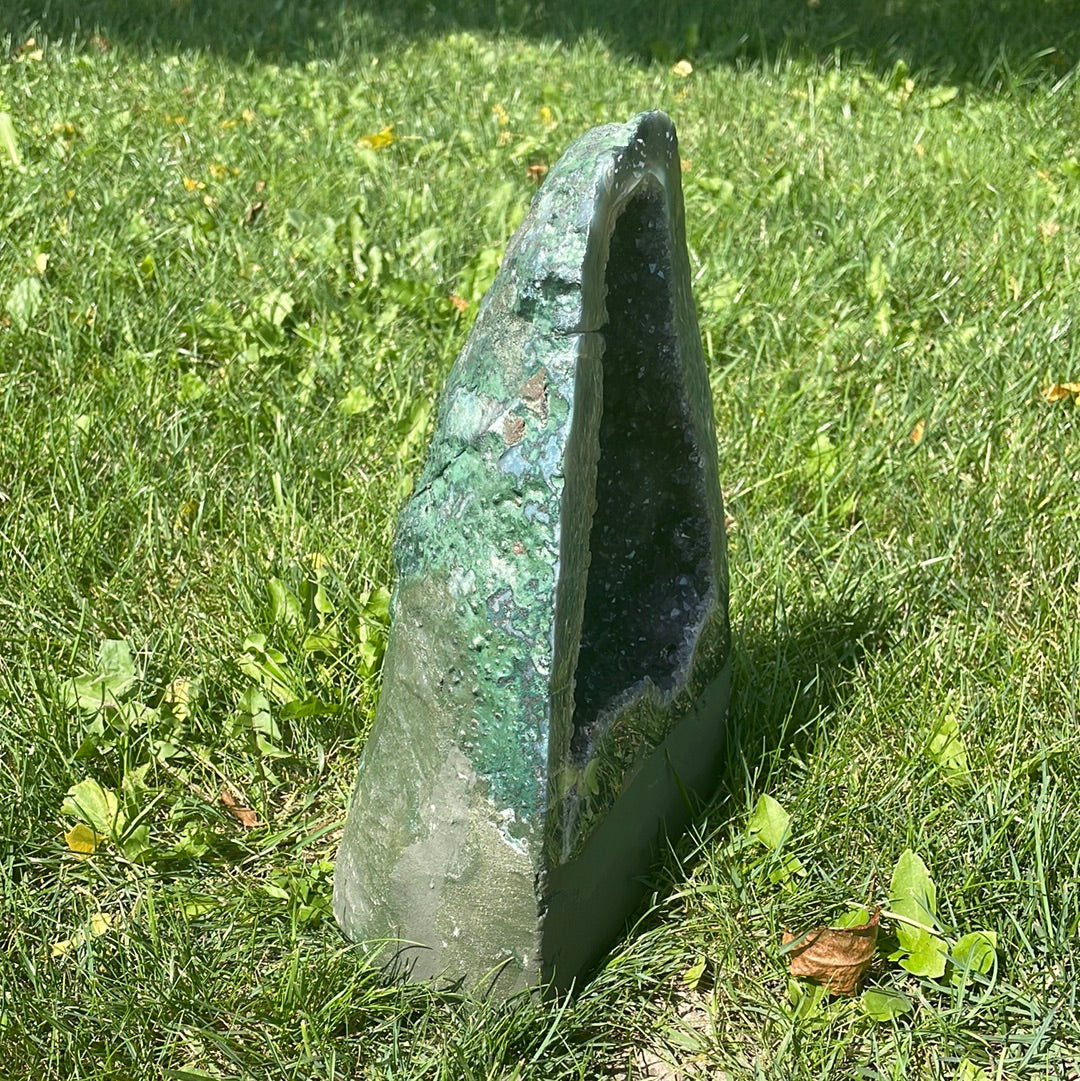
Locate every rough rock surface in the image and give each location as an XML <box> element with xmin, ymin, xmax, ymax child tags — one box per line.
<box><xmin>334</xmin><ymin>110</ymin><xmax>731</xmax><ymax>995</ymax></box>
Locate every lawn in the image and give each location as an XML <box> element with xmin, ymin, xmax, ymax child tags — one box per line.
<box><xmin>1</xmin><ymin>1</ymin><xmax>1080</xmax><ymax>1077</ymax></box>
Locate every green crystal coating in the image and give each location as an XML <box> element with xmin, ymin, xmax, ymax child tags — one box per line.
<box><xmin>334</xmin><ymin>110</ymin><xmax>731</xmax><ymax>994</ymax></box>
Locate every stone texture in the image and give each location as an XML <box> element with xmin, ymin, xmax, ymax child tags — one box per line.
<box><xmin>334</xmin><ymin>110</ymin><xmax>731</xmax><ymax>995</ymax></box>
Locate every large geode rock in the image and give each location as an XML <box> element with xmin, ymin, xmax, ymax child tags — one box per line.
<box><xmin>334</xmin><ymin>110</ymin><xmax>731</xmax><ymax>995</ymax></box>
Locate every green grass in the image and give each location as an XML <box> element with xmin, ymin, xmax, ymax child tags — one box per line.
<box><xmin>2</xmin><ymin>1</ymin><xmax>1080</xmax><ymax>1077</ymax></box>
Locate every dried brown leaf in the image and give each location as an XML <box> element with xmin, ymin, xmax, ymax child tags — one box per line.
<box><xmin>782</xmin><ymin>906</ymin><xmax>880</xmax><ymax>995</ymax></box>
<box><xmin>220</xmin><ymin>787</ymin><xmax>260</xmax><ymax>829</ymax></box>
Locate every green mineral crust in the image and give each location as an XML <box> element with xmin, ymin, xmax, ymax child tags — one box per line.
<box><xmin>334</xmin><ymin>110</ymin><xmax>731</xmax><ymax>995</ymax></box>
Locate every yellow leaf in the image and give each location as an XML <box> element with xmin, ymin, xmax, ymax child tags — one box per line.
<box><xmin>241</xmin><ymin>107</ymin><xmax>257</xmax><ymax>125</ymax></box>
<box><xmin>34</xmin><ymin>252</ymin><xmax>49</xmax><ymax>276</ymax></box>
<box><xmin>358</xmin><ymin>124</ymin><xmax>394</xmax><ymax>150</ymax></box>
<box><xmin>672</xmin><ymin>59</ymin><xmax>694</xmax><ymax>77</ymax></box>
<box><xmin>910</xmin><ymin>418</ymin><xmax>926</xmax><ymax>444</ymax></box>
<box><xmin>51</xmin><ymin>913</ymin><xmax>113</xmax><ymax>958</ymax></box>
<box><xmin>51</xmin><ymin>936</ymin><xmax>77</xmax><ymax>958</ymax></box>
<box><xmin>1043</xmin><ymin>381</ymin><xmax>1080</xmax><ymax>402</ymax></box>
<box><xmin>162</xmin><ymin>677</ymin><xmax>194</xmax><ymax>721</ymax></box>
<box><xmin>89</xmin><ymin>912</ymin><xmax>113</xmax><ymax>936</ymax></box>
<box><xmin>64</xmin><ymin>823</ymin><xmax>103</xmax><ymax>854</ymax></box>
<box><xmin>174</xmin><ymin>498</ymin><xmax>199</xmax><ymax>529</ymax></box>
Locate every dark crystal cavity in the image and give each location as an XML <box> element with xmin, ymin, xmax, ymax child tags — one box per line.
<box><xmin>571</xmin><ymin>183</ymin><xmax>711</xmax><ymax>759</ymax></box>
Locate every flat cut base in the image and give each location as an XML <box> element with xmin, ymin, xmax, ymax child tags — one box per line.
<box><xmin>541</xmin><ymin>661</ymin><xmax>732</xmax><ymax>989</ymax></box>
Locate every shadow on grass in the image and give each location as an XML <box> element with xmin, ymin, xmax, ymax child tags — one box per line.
<box><xmin>4</xmin><ymin>0</ymin><xmax>1079</xmax><ymax>86</ymax></box>
<box><xmin>719</xmin><ymin>591</ymin><xmax>895</xmax><ymax>802</ymax></box>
